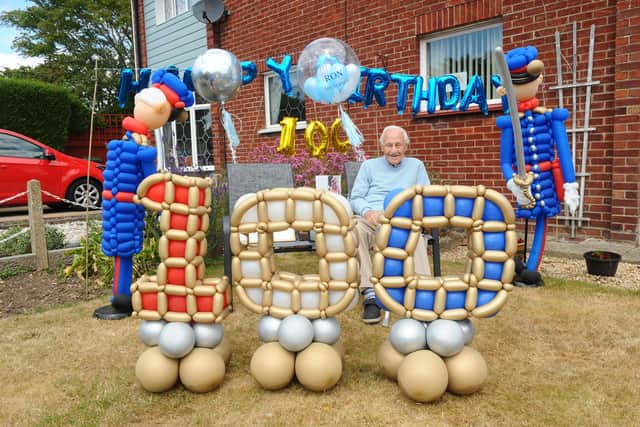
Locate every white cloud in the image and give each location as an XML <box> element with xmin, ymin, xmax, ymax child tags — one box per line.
<box><xmin>0</xmin><ymin>52</ymin><xmax>43</xmax><ymax>70</ymax></box>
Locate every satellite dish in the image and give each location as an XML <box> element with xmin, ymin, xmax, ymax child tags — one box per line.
<box><xmin>192</xmin><ymin>0</ymin><xmax>226</xmax><ymax>24</ymax></box>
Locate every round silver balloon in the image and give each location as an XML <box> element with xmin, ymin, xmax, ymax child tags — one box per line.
<box><xmin>192</xmin><ymin>49</ymin><xmax>242</xmax><ymax>103</ymax></box>
<box><xmin>158</xmin><ymin>322</ymin><xmax>195</xmax><ymax>359</ymax></box>
<box><xmin>193</xmin><ymin>323</ymin><xmax>224</xmax><ymax>348</ymax></box>
<box><xmin>277</xmin><ymin>314</ymin><xmax>314</xmax><ymax>352</ymax></box>
<box><xmin>258</xmin><ymin>315</ymin><xmax>282</xmax><ymax>343</ymax></box>
<box><xmin>457</xmin><ymin>318</ymin><xmax>475</xmax><ymax>345</ymax></box>
<box><xmin>139</xmin><ymin>320</ymin><xmax>166</xmax><ymax>346</ymax></box>
<box><xmin>426</xmin><ymin>319</ymin><xmax>465</xmax><ymax>357</ymax></box>
<box><xmin>312</xmin><ymin>317</ymin><xmax>341</xmax><ymax>344</ymax></box>
<box><xmin>389</xmin><ymin>318</ymin><xmax>427</xmax><ymax>355</ymax></box>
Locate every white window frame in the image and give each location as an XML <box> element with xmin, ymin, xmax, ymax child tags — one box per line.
<box><xmin>259</xmin><ymin>70</ymin><xmax>307</xmax><ymax>134</ymax></box>
<box><xmin>419</xmin><ymin>20</ymin><xmax>503</xmax><ymax>113</ymax></box>
<box><xmin>155</xmin><ymin>0</ymin><xmax>190</xmax><ymax>25</ymax></box>
<box><xmin>155</xmin><ymin>103</ymin><xmax>215</xmax><ymax>172</ymax></box>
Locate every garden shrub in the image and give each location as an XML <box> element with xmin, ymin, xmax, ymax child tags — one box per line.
<box><xmin>0</xmin><ymin>225</ymin><xmax>65</xmax><ymax>257</ymax></box>
<box><xmin>0</xmin><ymin>77</ymin><xmax>89</xmax><ymax>150</ymax></box>
<box><xmin>251</xmin><ymin>140</ymin><xmax>358</xmax><ymax>187</ymax></box>
<box><xmin>62</xmin><ymin>214</ymin><xmax>161</xmax><ymax>287</ymax></box>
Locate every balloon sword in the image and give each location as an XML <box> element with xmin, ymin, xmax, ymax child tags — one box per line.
<box><xmin>494</xmin><ymin>47</ymin><xmax>536</xmax><ymax>209</ymax></box>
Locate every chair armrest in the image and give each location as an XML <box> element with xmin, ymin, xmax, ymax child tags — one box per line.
<box><xmin>223</xmin><ymin>215</ymin><xmax>232</xmax><ymax>281</ymax></box>
<box><xmin>431</xmin><ymin>228</ymin><xmax>441</xmax><ymax>277</ymax></box>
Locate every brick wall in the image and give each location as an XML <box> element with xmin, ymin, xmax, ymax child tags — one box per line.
<box><xmin>149</xmin><ymin>0</ymin><xmax>639</xmax><ymax>243</ymax></box>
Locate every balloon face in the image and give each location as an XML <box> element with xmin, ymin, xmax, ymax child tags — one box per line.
<box><xmin>192</xmin><ymin>49</ymin><xmax>242</xmax><ymax>103</ymax></box>
<box><xmin>297</xmin><ymin>38</ymin><xmax>361</xmax><ymax>105</ymax></box>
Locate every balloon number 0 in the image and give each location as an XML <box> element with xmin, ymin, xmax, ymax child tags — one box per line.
<box><xmin>277</xmin><ymin>117</ymin><xmax>351</xmax><ymax>158</ymax></box>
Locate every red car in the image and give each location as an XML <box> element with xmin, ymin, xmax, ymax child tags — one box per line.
<box><xmin>0</xmin><ymin>129</ymin><xmax>104</xmax><ymax>209</ymax></box>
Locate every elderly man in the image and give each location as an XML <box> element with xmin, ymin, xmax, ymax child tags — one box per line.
<box><xmin>349</xmin><ymin>125</ymin><xmax>432</xmax><ymax>324</ymax></box>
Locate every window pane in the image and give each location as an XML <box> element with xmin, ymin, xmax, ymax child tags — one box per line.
<box><xmin>267</xmin><ymin>72</ymin><xmax>305</xmax><ymax>127</ymax></box>
<box><xmin>194</xmin><ymin>108</ymin><xmax>214</xmax><ymax>169</ymax></box>
<box><xmin>0</xmin><ymin>134</ymin><xmax>44</xmax><ymax>158</ymax></box>
<box><xmin>426</xmin><ymin>23</ymin><xmax>502</xmax><ymax>102</ymax></box>
<box><xmin>176</xmin><ymin>0</ymin><xmax>189</xmax><ymax>14</ymax></box>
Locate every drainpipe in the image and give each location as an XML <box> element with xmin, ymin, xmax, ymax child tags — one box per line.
<box><xmin>130</xmin><ymin>0</ymin><xmax>140</xmax><ymax>78</ymax></box>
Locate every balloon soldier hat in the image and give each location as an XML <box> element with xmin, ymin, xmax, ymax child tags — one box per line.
<box><xmin>505</xmin><ymin>46</ymin><xmax>544</xmax><ymax>85</ymax></box>
<box><xmin>151</xmin><ymin>69</ymin><xmax>195</xmax><ymax>111</ymax></box>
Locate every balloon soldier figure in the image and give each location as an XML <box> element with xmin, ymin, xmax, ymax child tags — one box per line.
<box><xmin>95</xmin><ymin>69</ymin><xmax>195</xmax><ymax>319</ymax></box>
<box><xmin>496</xmin><ymin>46</ymin><xmax>579</xmax><ymax>286</ymax></box>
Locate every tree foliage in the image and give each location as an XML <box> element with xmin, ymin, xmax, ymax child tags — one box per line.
<box><xmin>0</xmin><ymin>0</ymin><xmax>133</xmax><ymax>112</ymax></box>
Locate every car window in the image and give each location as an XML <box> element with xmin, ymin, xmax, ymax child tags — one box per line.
<box><xmin>0</xmin><ymin>133</ymin><xmax>44</xmax><ymax>158</ymax></box>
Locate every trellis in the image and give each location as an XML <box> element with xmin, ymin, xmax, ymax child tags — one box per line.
<box><xmin>550</xmin><ymin>23</ymin><xmax>599</xmax><ymax>237</ymax></box>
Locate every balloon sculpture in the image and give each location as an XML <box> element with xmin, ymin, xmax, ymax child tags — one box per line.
<box><xmin>495</xmin><ymin>46</ymin><xmax>579</xmax><ymax>286</ymax></box>
<box><xmin>373</xmin><ymin>185</ymin><xmax>518</xmax><ymax>402</ymax></box>
<box><xmin>98</xmin><ymin>69</ymin><xmax>195</xmax><ymax>319</ymax></box>
<box><xmin>230</xmin><ymin>188</ymin><xmax>359</xmax><ymax>391</ymax></box>
<box><xmin>192</xmin><ymin>48</ymin><xmax>243</xmax><ymax>162</ymax></box>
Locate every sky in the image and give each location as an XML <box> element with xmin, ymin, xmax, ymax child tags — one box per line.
<box><xmin>0</xmin><ymin>0</ymin><xmax>43</xmax><ymax>69</ymax></box>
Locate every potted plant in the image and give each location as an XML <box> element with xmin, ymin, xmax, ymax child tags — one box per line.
<box><xmin>583</xmin><ymin>250</ymin><xmax>621</xmax><ymax>277</ymax></box>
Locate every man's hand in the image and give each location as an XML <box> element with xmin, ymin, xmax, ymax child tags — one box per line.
<box><xmin>507</xmin><ymin>178</ymin><xmax>534</xmax><ymax>207</ymax></box>
<box><xmin>364</xmin><ymin>210</ymin><xmax>379</xmax><ymax>226</ymax></box>
<box><xmin>563</xmin><ymin>182</ymin><xmax>580</xmax><ymax>215</ymax></box>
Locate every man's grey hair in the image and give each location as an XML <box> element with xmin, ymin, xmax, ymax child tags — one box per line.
<box><xmin>379</xmin><ymin>125</ymin><xmax>410</xmax><ymax>146</ymax></box>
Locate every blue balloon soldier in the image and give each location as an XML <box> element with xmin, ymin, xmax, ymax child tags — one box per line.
<box><xmin>95</xmin><ymin>69</ymin><xmax>195</xmax><ymax>319</ymax></box>
<box><xmin>496</xmin><ymin>46</ymin><xmax>579</xmax><ymax>286</ymax></box>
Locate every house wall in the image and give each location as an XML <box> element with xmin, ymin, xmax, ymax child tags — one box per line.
<box><xmin>138</xmin><ymin>0</ymin><xmax>639</xmax><ymax>243</ymax></box>
<box><xmin>141</xmin><ymin>0</ymin><xmax>208</xmax><ymax>71</ymax></box>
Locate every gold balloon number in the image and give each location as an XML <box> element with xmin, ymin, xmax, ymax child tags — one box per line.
<box><xmin>330</xmin><ymin>118</ymin><xmax>351</xmax><ymax>153</ymax></box>
<box><xmin>304</xmin><ymin>121</ymin><xmax>329</xmax><ymax>158</ymax></box>
<box><xmin>279</xmin><ymin>117</ymin><xmax>350</xmax><ymax>158</ymax></box>
<box><xmin>277</xmin><ymin>117</ymin><xmax>298</xmax><ymax>156</ymax></box>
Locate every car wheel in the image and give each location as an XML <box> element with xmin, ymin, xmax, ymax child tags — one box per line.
<box><xmin>66</xmin><ymin>178</ymin><xmax>102</xmax><ymax>210</ymax></box>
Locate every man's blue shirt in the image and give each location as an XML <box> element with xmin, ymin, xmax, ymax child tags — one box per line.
<box><xmin>349</xmin><ymin>157</ymin><xmax>429</xmax><ymax>216</ymax></box>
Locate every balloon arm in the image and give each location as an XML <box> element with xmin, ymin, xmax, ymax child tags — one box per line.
<box><xmin>339</xmin><ymin>105</ymin><xmax>364</xmax><ymax>147</ymax></box>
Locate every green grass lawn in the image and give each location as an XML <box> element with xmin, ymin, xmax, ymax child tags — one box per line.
<box><xmin>1</xmin><ymin>252</ymin><xmax>638</xmax><ymax>426</ymax></box>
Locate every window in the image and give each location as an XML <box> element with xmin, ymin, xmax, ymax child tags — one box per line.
<box><xmin>0</xmin><ymin>134</ymin><xmax>43</xmax><ymax>158</ymax></box>
<box><xmin>419</xmin><ymin>20</ymin><xmax>502</xmax><ymax>111</ymax></box>
<box><xmin>157</xmin><ymin>102</ymin><xmax>215</xmax><ymax>173</ymax></box>
<box><xmin>261</xmin><ymin>70</ymin><xmax>306</xmax><ymax>133</ymax></box>
<box><xmin>155</xmin><ymin>0</ymin><xmax>190</xmax><ymax>25</ymax></box>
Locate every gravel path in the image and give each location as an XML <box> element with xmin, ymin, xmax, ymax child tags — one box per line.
<box><xmin>442</xmin><ymin>246</ymin><xmax>640</xmax><ymax>291</ymax></box>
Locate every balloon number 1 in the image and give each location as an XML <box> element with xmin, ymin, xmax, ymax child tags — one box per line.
<box><xmin>277</xmin><ymin>117</ymin><xmax>351</xmax><ymax>158</ymax></box>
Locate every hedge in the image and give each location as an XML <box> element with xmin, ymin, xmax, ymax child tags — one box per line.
<box><xmin>0</xmin><ymin>78</ymin><xmax>90</xmax><ymax>150</ymax></box>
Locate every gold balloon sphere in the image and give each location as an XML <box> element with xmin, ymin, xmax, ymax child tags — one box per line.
<box><xmin>295</xmin><ymin>342</ymin><xmax>343</xmax><ymax>392</ymax></box>
<box><xmin>445</xmin><ymin>346</ymin><xmax>488</xmax><ymax>395</ymax></box>
<box><xmin>179</xmin><ymin>348</ymin><xmax>226</xmax><ymax>393</ymax></box>
<box><xmin>213</xmin><ymin>335</ymin><xmax>232</xmax><ymax>365</ymax></box>
<box><xmin>397</xmin><ymin>350</ymin><xmax>448</xmax><ymax>403</ymax></box>
<box><xmin>332</xmin><ymin>340</ymin><xmax>346</xmax><ymax>361</ymax></box>
<box><xmin>377</xmin><ymin>339</ymin><xmax>406</xmax><ymax>381</ymax></box>
<box><xmin>135</xmin><ymin>346</ymin><xmax>179</xmax><ymax>393</ymax></box>
<box><xmin>250</xmin><ymin>342</ymin><xmax>295</xmax><ymax>390</ymax></box>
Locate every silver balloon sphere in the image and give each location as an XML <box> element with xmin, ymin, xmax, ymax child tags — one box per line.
<box><xmin>258</xmin><ymin>315</ymin><xmax>282</xmax><ymax>342</ymax></box>
<box><xmin>139</xmin><ymin>320</ymin><xmax>166</xmax><ymax>346</ymax></box>
<box><xmin>312</xmin><ymin>317</ymin><xmax>341</xmax><ymax>344</ymax></box>
<box><xmin>193</xmin><ymin>323</ymin><xmax>224</xmax><ymax>348</ymax></box>
<box><xmin>192</xmin><ymin>49</ymin><xmax>242</xmax><ymax>103</ymax></box>
<box><xmin>457</xmin><ymin>319</ymin><xmax>475</xmax><ymax>345</ymax></box>
<box><xmin>426</xmin><ymin>319</ymin><xmax>465</xmax><ymax>357</ymax></box>
<box><xmin>158</xmin><ymin>322</ymin><xmax>195</xmax><ymax>359</ymax></box>
<box><xmin>277</xmin><ymin>314</ymin><xmax>314</xmax><ymax>352</ymax></box>
<box><xmin>389</xmin><ymin>318</ymin><xmax>427</xmax><ymax>355</ymax></box>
